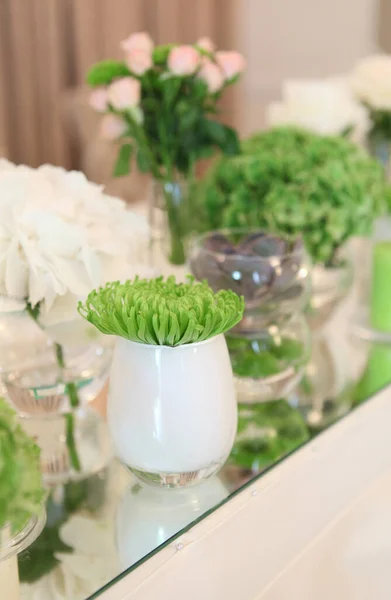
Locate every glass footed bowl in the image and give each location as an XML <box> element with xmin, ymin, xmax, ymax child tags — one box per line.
<box><xmin>190</xmin><ymin>229</ymin><xmax>311</xmax><ymax>327</ymax></box>
<box><xmin>0</xmin><ymin>304</ymin><xmax>113</xmax><ymax>415</ymax></box>
<box><xmin>307</xmin><ymin>250</ymin><xmax>354</xmax><ymax>331</ymax></box>
<box><xmin>226</xmin><ymin>313</ymin><xmax>311</xmax><ymax>404</ymax></box>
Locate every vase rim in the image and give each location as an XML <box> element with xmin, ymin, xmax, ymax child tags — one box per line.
<box><xmin>116</xmin><ymin>333</ymin><xmax>223</xmax><ymax>350</ymax></box>
<box><xmin>0</xmin><ymin>506</ymin><xmax>46</xmax><ymax>561</ymax></box>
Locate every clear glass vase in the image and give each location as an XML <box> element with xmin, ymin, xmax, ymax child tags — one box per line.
<box><xmin>149</xmin><ymin>177</ymin><xmax>191</xmax><ymax>267</ymax></box>
<box><xmin>368</xmin><ymin>134</ymin><xmax>391</xmax><ymax>179</ymax></box>
<box><xmin>295</xmin><ymin>332</ymin><xmax>354</xmax><ymax>431</ymax></box>
<box><xmin>351</xmin><ymin>219</ymin><xmax>391</xmax><ymax>343</ymax></box>
<box><xmin>307</xmin><ymin>252</ymin><xmax>354</xmax><ymax>331</ymax></box>
<box><xmin>0</xmin><ymin>509</ymin><xmax>46</xmax><ymax>600</ymax></box>
<box><xmin>190</xmin><ymin>229</ymin><xmax>312</xmax><ymax>403</ymax></box>
<box><xmin>0</xmin><ymin>303</ymin><xmax>113</xmax><ymax>483</ymax></box>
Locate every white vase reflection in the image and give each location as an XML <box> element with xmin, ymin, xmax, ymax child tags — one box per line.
<box><xmin>115</xmin><ymin>477</ymin><xmax>228</xmax><ymax>569</ymax></box>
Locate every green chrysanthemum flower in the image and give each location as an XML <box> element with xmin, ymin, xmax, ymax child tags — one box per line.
<box><xmin>78</xmin><ymin>276</ymin><xmax>244</xmax><ymax>346</ymax></box>
<box><xmin>0</xmin><ymin>399</ymin><xmax>44</xmax><ymax>532</ymax></box>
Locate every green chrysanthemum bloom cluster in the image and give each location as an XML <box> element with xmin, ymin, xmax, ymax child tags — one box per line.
<box><xmin>197</xmin><ymin>126</ymin><xmax>390</xmax><ymax>265</ymax></box>
<box><xmin>0</xmin><ymin>399</ymin><xmax>44</xmax><ymax>532</ymax></box>
<box><xmin>78</xmin><ymin>276</ymin><xmax>244</xmax><ymax>346</ymax></box>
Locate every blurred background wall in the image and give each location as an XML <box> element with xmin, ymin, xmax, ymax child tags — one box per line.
<box><xmin>0</xmin><ymin>0</ymin><xmax>386</xmax><ymax>189</ymax></box>
<box><xmin>241</xmin><ymin>0</ymin><xmax>380</xmax><ymax>135</ymax></box>
<box><xmin>0</xmin><ymin>0</ymin><xmax>240</xmax><ymax>171</ymax></box>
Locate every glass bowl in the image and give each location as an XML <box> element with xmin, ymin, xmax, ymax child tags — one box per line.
<box><xmin>308</xmin><ymin>255</ymin><xmax>354</xmax><ymax>330</ymax></box>
<box><xmin>190</xmin><ymin>229</ymin><xmax>311</xmax><ymax>327</ymax></box>
<box><xmin>226</xmin><ymin>313</ymin><xmax>311</xmax><ymax>404</ymax></box>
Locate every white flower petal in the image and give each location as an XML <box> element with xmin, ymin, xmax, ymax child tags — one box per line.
<box><xmin>5</xmin><ymin>239</ymin><xmax>28</xmax><ymax>298</ymax></box>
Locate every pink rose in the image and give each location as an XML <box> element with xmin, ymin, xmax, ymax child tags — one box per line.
<box><xmin>125</xmin><ymin>49</ymin><xmax>153</xmax><ymax>75</ymax></box>
<box><xmin>100</xmin><ymin>115</ymin><xmax>127</xmax><ymax>140</ymax></box>
<box><xmin>108</xmin><ymin>77</ymin><xmax>141</xmax><ymax>110</ymax></box>
<box><xmin>216</xmin><ymin>51</ymin><xmax>246</xmax><ymax>80</ymax></box>
<box><xmin>197</xmin><ymin>37</ymin><xmax>215</xmax><ymax>53</ymax></box>
<box><xmin>198</xmin><ymin>59</ymin><xmax>224</xmax><ymax>93</ymax></box>
<box><xmin>168</xmin><ymin>45</ymin><xmax>200</xmax><ymax>76</ymax></box>
<box><xmin>121</xmin><ymin>32</ymin><xmax>154</xmax><ymax>54</ymax></box>
<box><xmin>89</xmin><ymin>87</ymin><xmax>108</xmax><ymax>112</ymax></box>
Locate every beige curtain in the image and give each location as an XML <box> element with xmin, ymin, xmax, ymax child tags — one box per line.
<box><xmin>0</xmin><ymin>0</ymin><xmax>241</xmax><ymax>169</ymax></box>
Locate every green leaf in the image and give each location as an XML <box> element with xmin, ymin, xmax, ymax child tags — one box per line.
<box><xmin>221</xmin><ymin>125</ymin><xmax>240</xmax><ymax>156</ymax></box>
<box><xmin>86</xmin><ymin>60</ymin><xmax>131</xmax><ymax>87</ymax></box>
<box><xmin>163</xmin><ymin>77</ymin><xmax>182</xmax><ymax>106</ymax></box>
<box><xmin>136</xmin><ymin>148</ymin><xmax>152</xmax><ymax>173</ymax></box>
<box><xmin>179</xmin><ymin>106</ymin><xmax>199</xmax><ymax>130</ymax></box>
<box><xmin>152</xmin><ymin>44</ymin><xmax>174</xmax><ymax>65</ymax></box>
<box><xmin>202</xmin><ymin>119</ymin><xmax>227</xmax><ymax>146</ymax></box>
<box><xmin>113</xmin><ymin>144</ymin><xmax>133</xmax><ymax>177</ymax></box>
<box><xmin>192</xmin><ymin>78</ymin><xmax>209</xmax><ymax>100</ymax></box>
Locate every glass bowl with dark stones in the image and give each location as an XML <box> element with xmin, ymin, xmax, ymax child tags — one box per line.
<box><xmin>190</xmin><ymin>229</ymin><xmax>311</xmax><ymax>331</ymax></box>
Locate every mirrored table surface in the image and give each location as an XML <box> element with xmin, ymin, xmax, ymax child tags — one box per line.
<box><xmin>17</xmin><ymin>285</ymin><xmax>387</xmax><ymax>600</ymax></box>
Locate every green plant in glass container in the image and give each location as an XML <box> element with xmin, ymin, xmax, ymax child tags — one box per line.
<box><xmin>197</xmin><ymin>126</ymin><xmax>391</xmax><ymax>330</ymax></box>
<box><xmin>0</xmin><ymin>399</ymin><xmax>45</xmax><ymax>600</ymax></box>
<box><xmin>87</xmin><ymin>33</ymin><xmax>245</xmax><ymax>265</ymax></box>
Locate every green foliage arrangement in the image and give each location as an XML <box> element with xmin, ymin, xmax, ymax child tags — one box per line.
<box><xmin>198</xmin><ymin>126</ymin><xmax>389</xmax><ymax>264</ymax></box>
<box><xmin>0</xmin><ymin>399</ymin><xmax>44</xmax><ymax>532</ymax></box>
<box><xmin>78</xmin><ymin>276</ymin><xmax>244</xmax><ymax>346</ymax></box>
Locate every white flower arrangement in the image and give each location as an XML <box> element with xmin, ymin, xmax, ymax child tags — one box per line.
<box><xmin>350</xmin><ymin>54</ymin><xmax>391</xmax><ymax>142</ymax></box>
<box><xmin>266</xmin><ymin>77</ymin><xmax>369</xmax><ymax>145</ymax></box>
<box><xmin>0</xmin><ymin>160</ymin><xmax>150</xmax><ymax>324</ymax></box>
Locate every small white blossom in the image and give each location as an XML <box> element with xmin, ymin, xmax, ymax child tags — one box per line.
<box><xmin>351</xmin><ymin>54</ymin><xmax>391</xmax><ymax>111</ymax></box>
<box><xmin>267</xmin><ymin>77</ymin><xmax>369</xmax><ymax>145</ymax></box>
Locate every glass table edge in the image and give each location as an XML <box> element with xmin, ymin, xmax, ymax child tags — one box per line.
<box><xmin>86</xmin><ymin>380</ymin><xmax>387</xmax><ymax>599</ymax></box>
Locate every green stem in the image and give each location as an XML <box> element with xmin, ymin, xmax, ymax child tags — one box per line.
<box><xmin>162</xmin><ymin>180</ymin><xmax>187</xmax><ymax>266</ymax></box>
<box><xmin>55</xmin><ymin>343</ymin><xmax>80</xmax><ymax>409</ymax></box>
<box><xmin>54</xmin><ymin>343</ymin><xmax>81</xmax><ymax>471</ymax></box>
<box><xmin>65</xmin><ymin>413</ymin><xmax>81</xmax><ymax>472</ymax></box>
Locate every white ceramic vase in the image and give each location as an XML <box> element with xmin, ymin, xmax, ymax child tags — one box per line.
<box><xmin>108</xmin><ymin>334</ymin><xmax>237</xmax><ymax>487</ymax></box>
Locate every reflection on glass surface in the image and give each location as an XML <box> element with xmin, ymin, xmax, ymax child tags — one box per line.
<box><xmin>16</xmin><ymin>289</ymin><xmax>391</xmax><ymax>600</ymax></box>
<box><xmin>116</xmin><ymin>477</ymin><xmax>228</xmax><ymax>568</ymax></box>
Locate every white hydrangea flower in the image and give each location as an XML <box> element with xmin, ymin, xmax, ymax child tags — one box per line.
<box><xmin>351</xmin><ymin>54</ymin><xmax>391</xmax><ymax>111</ymax></box>
<box><xmin>0</xmin><ymin>161</ymin><xmax>151</xmax><ymax>324</ymax></box>
<box><xmin>266</xmin><ymin>77</ymin><xmax>369</xmax><ymax>145</ymax></box>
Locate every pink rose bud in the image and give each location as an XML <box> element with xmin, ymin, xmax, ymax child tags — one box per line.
<box><xmin>108</xmin><ymin>77</ymin><xmax>141</xmax><ymax>110</ymax></box>
<box><xmin>197</xmin><ymin>37</ymin><xmax>215</xmax><ymax>53</ymax></box>
<box><xmin>89</xmin><ymin>87</ymin><xmax>109</xmax><ymax>112</ymax></box>
<box><xmin>216</xmin><ymin>51</ymin><xmax>246</xmax><ymax>80</ymax></box>
<box><xmin>100</xmin><ymin>115</ymin><xmax>127</xmax><ymax>140</ymax></box>
<box><xmin>121</xmin><ymin>32</ymin><xmax>154</xmax><ymax>54</ymax></box>
<box><xmin>168</xmin><ymin>45</ymin><xmax>200</xmax><ymax>76</ymax></box>
<box><xmin>198</xmin><ymin>59</ymin><xmax>225</xmax><ymax>93</ymax></box>
<box><xmin>125</xmin><ymin>49</ymin><xmax>153</xmax><ymax>75</ymax></box>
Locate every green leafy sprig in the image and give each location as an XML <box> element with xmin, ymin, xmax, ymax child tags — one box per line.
<box><xmin>197</xmin><ymin>126</ymin><xmax>390</xmax><ymax>265</ymax></box>
<box><xmin>78</xmin><ymin>276</ymin><xmax>244</xmax><ymax>346</ymax></box>
<box><xmin>0</xmin><ymin>399</ymin><xmax>44</xmax><ymax>532</ymax></box>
